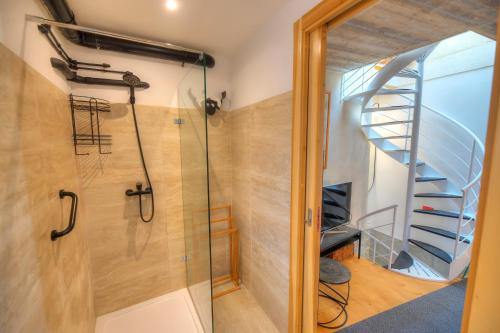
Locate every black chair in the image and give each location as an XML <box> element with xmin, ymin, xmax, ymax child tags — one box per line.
<box><xmin>318</xmin><ymin>256</ymin><xmax>351</xmax><ymax>329</ymax></box>
<box><xmin>318</xmin><ymin>184</ymin><xmax>356</xmax><ymax>329</ymax></box>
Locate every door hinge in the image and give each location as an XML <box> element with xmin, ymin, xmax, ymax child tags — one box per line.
<box><xmin>174</xmin><ymin>118</ymin><xmax>185</xmax><ymax>125</ymax></box>
<box><xmin>305</xmin><ymin>208</ymin><xmax>313</xmax><ymax>227</ymax></box>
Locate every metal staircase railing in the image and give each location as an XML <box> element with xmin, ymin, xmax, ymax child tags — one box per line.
<box><xmin>399</xmin><ymin>95</ymin><xmax>485</xmax><ymax>261</ymax></box>
<box><xmin>356</xmin><ymin>205</ymin><xmax>398</xmax><ymax>269</ymax></box>
<box><xmin>342</xmin><ymin>62</ymin><xmax>381</xmax><ymax>98</ymax></box>
<box><xmin>341</xmin><ymin>43</ymin><xmax>484</xmax><ymax>280</ymax></box>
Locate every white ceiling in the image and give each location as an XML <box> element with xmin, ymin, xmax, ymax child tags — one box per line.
<box><xmin>67</xmin><ymin>0</ymin><xmax>290</xmax><ymax>57</ymax></box>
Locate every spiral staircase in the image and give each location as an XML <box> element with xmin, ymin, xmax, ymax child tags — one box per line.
<box><xmin>344</xmin><ymin>44</ymin><xmax>485</xmax><ymax>281</ymax></box>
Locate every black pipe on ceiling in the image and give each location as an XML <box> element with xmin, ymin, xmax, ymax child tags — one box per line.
<box><xmin>40</xmin><ymin>0</ymin><xmax>215</xmax><ymax>68</ymax></box>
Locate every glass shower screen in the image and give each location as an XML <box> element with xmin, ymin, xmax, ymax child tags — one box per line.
<box><xmin>177</xmin><ymin>59</ymin><xmax>213</xmax><ymax>332</ymax></box>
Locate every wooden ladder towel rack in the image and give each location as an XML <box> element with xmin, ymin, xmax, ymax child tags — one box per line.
<box><xmin>210</xmin><ymin>205</ymin><xmax>240</xmax><ymax>299</ymax></box>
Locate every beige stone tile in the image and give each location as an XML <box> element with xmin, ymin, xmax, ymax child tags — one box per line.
<box><xmin>226</xmin><ymin>92</ymin><xmax>292</xmax><ymax>333</ymax></box>
<box><xmin>78</xmin><ymin>104</ymin><xmax>190</xmax><ymax>314</ymax></box>
<box><xmin>214</xmin><ymin>284</ymin><xmax>280</xmax><ymax>333</ymax></box>
<box><xmin>0</xmin><ymin>43</ymin><xmax>95</xmax><ymax>333</ymax></box>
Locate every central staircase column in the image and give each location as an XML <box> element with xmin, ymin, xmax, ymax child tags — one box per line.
<box><xmin>402</xmin><ymin>59</ymin><xmax>425</xmax><ymax>251</ymax></box>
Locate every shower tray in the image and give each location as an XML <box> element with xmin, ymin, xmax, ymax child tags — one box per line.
<box><xmin>95</xmin><ymin>289</ymin><xmax>204</xmax><ymax>333</ymax></box>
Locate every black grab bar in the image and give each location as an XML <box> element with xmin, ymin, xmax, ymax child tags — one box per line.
<box><xmin>51</xmin><ymin>190</ymin><xmax>78</xmax><ymax>241</ymax></box>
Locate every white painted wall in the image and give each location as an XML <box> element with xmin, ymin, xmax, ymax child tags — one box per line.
<box><xmin>1</xmin><ymin>0</ymin><xmax>231</xmax><ymax>107</ymax></box>
<box><xmin>229</xmin><ymin>0</ymin><xmax>320</xmax><ymax>110</ymax></box>
<box><xmin>68</xmin><ymin>43</ymin><xmax>231</xmax><ymax>107</ymax></box>
<box><xmin>422</xmin><ymin>68</ymin><xmax>493</xmax><ymax>143</ymax></box>
<box><xmin>0</xmin><ymin>0</ymin><xmax>71</xmax><ymax>93</ymax></box>
<box><xmin>323</xmin><ymin>70</ymin><xmax>371</xmax><ymax>224</ymax></box>
<box><xmin>397</xmin><ymin>32</ymin><xmax>495</xmax><ymax>142</ymax></box>
<box><xmin>366</xmin><ymin>150</ymin><xmax>408</xmax><ymax>238</ymax></box>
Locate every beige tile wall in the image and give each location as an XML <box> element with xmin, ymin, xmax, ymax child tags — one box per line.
<box><xmin>207</xmin><ymin>94</ymin><xmax>292</xmax><ymax>332</ymax></box>
<box><xmin>0</xmin><ymin>43</ymin><xmax>96</xmax><ymax>332</ymax></box>
<box><xmin>77</xmin><ymin>103</ymin><xmax>187</xmax><ymax>315</ymax></box>
<box><xmin>230</xmin><ymin>92</ymin><xmax>292</xmax><ymax>332</ymax></box>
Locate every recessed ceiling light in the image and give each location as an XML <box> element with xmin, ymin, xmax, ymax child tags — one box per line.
<box><xmin>165</xmin><ymin>0</ymin><xmax>178</xmax><ymax>11</ymax></box>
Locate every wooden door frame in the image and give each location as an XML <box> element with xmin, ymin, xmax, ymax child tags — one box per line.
<box><xmin>289</xmin><ymin>0</ymin><xmax>500</xmax><ymax>332</ymax></box>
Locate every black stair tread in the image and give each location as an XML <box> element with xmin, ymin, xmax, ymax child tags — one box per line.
<box><xmin>384</xmin><ymin>148</ymin><xmax>410</xmax><ymax>153</ymax></box>
<box><xmin>415</xmin><ymin>176</ymin><xmax>447</xmax><ymax>183</ymax></box>
<box><xmin>390</xmin><ymin>250</ymin><xmax>414</xmax><ymax>269</ymax></box>
<box><xmin>409</xmin><ymin>239</ymin><xmax>453</xmax><ymax>264</ymax></box>
<box><xmin>323</xmin><ymin>212</ymin><xmax>345</xmax><ymax>221</ymax></box>
<box><xmin>394</xmin><ymin>72</ymin><xmax>420</xmax><ymax>79</ymax></box>
<box><xmin>405</xmin><ymin>161</ymin><xmax>425</xmax><ymax>167</ymax></box>
<box><xmin>414</xmin><ymin>209</ymin><xmax>474</xmax><ymax>220</ymax></box>
<box><xmin>324</xmin><ymin>187</ymin><xmax>347</xmax><ymax>196</ymax></box>
<box><xmin>323</xmin><ymin>199</ymin><xmax>341</xmax><ymax>207</ymax></box>
<box><xmin>414</xmin><ymin>192</ymin><xmax>463</xmax><ymax>198</ymax></box>
<box><xmin>377</xmin><ymin>88</ymin><xmax>418</xmax><ymax>95</ymax></box>
<box><xmin>411</xmin><ymin>225</ymin><xmax>471</xmax><ymax>244</ymax></box>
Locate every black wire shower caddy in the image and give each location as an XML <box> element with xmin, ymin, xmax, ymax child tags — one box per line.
<box><xmin>69</xmin><ymin>94</ymin><xmax>112</xmax><ymax>155</ymax></box>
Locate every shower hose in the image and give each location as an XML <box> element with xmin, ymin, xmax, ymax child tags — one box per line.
<box><xmin>131</xmin><ymin>102</ymin><xmax>155</xmax><ymax>223</ymax></box>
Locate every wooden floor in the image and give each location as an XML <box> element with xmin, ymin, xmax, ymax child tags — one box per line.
<box><xmin>213</xmin><ymin>284</ymin><xmax>280</xmax><ymax>333</ymax></box>
<box><xmin>318</xmin><ymin>257</ymin><xmax>450</xmax><ymax>332</ymax></box>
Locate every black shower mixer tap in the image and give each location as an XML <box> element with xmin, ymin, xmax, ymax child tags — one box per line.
<box><xmin>125</xmin><ymin>182</ymin><xmax>152</xmax><ymax>197</ymax></box>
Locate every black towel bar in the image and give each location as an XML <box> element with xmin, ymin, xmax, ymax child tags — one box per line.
<box><xmin>51</xmin><ymin>190</ymin><xmax>78</xmax><ymax>241</ymax></box>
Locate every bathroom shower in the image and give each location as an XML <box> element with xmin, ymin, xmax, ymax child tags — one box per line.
<box><xmin>46</xmin><ymin>25</ymin><xmax>155</xmax><ymax>222</ymax></box>
<box><xmin>123</xmin><ymin>71</ymin><xmax>155</xmax><ymax>223</ymax></box>
<box><xmin>25</xmin><ymin>10</ymin><xmax>215</xmax><ymax>332</ymax></box>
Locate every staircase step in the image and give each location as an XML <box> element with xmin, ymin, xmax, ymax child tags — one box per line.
<box><xmin>324</xmin><ymin>187</ymin><xmax>347</xmax><ymax>196</ymax></box>
<box><xmin>414</xmin><ymin>209</ymin><xmax>474</xmax><ymax>220</ymax></box>
<box><xmin>405</xmin><ymin>160</ymin><xmax>425</xmax><ymax>167</ymax></box>
<box><xmin>390</xmin><ymin>256</ymin><xmax>446</xmax><ymax>281</ymax></box>
<box><xmin>409</xmin><ymin>239</ymin><xmax>453</xmax><ymax>264</ymax></box>
<box><xmin>377</xmin><ymin>141</ymin><xmax>406</xmax><ymax>151</ymax></box>
<box><xmin>395</xmin><ymin>69</ymin><xmax>420</xmax><ymax>79</ymax></box>
<box><xmin>383</xmin><ymin>148</ymin><xmax>410</xmax><ymax>153</ymax></box>
<box><xmin>323</xmin><ymin>199</ymin><xmax>341</xmax><ymax>207</ymax></box>
<box><xmin>363</xmin><ymin>105</ymin><xmax>415</xmax><ymax>113</ymax></box>
<box><xmin>375</xmin><ymin>89</ymin><xmax>418</xmax><ymax>96</ymax></box>
<box><xmin>411</xmin><ymin>225</ymin><xmax>471</xmax><ymax>244</ymax></box>
<box><xmin>415</xmin><ymin>176</ymin><xmax>447</xmax><ymax>183</ymax></box>
<box><xmin>324</xmin><ymin>212</ymin><xmax>346</xmax><ymax>221</ymax></box>
<box><xmin>362</xmin><ymin>120</ymin><xmax>413</xmax><ymax>128</ymax></box>
<box><xmin>390</xmin><ymin>250</ymin><xmax>414</xmax><ymax>269</ymax></box>
<box><xmin>414</xmin><ymin>192</ymin><xmax>462</xmax><ymax>198</ymax></box>
<box><xmin>368</xmin><ymin>134</ymin><xmax>412</xmax><ymax>141</ymax></box>
<box><xmin>395</xmin><ymin>73</ymin><xmax>420</xmax><ymax>79</ymax></box>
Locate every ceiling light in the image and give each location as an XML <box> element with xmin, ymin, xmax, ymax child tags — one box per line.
<box><xmin>165</xmin><ymin>0</ymin><xmax>178</xmax><ymax>11</ymax></box>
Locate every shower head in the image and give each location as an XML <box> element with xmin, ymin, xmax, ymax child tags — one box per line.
<box><xmin>122</xmin><ymin>72</ymin><xmax>143</xmax><ymax>87</ymax></box>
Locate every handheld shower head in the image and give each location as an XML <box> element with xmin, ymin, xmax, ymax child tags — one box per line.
<box><xmin>123</xmin><ymin>72</ymin><xmax>142</xmax><ymax>87</ymax></box>
<box><xmin>122</xmin><ymin>72</ymin><xmax>143</xmax><ymax>105</ymax></box>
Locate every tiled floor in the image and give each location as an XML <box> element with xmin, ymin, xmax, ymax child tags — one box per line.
<box><xmin>213</xmin><ymin>284</ymin><xmax>280</xmax><ymax>333</ymax></box>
